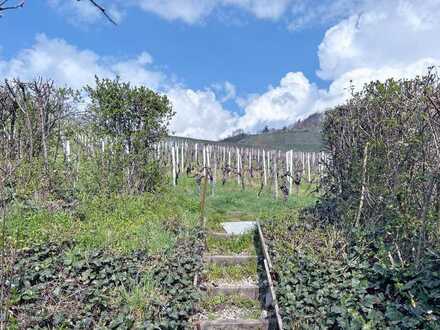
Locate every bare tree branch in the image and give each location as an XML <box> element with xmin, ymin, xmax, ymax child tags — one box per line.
<box><xmin>0</xmin><ymin>0</ymin><xmax>24</xmax><ymax>14</ymax></box>
<box><xmin>0</xmin><ymin>0</ymin><xmax>117</xmax><ymax>25</ymax></box>
<box><xmin>78</xmin><ymin>0</ymin><xmax>117</xmax><ymax>25</ymax></box>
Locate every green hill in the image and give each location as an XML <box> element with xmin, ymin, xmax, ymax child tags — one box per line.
<box><xmin>171</xmin><ymin>112</ymin><xmax>325</xmax><ymax>152</ymax></box>
<box><xmin>220</xmin><ymin>127</ymin><xmax>323</xmax><ymax>151</ymax></box>
<box><xmin>220</xmin><ymin>112</ymin><xmax>324</xmax><ymax>151</ymax></box>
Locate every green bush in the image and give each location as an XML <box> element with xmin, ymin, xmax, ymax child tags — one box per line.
<box><xmin>321</xmin><ymin>71</ymin><xmax>440</xmax><ymax>259</ymax></box>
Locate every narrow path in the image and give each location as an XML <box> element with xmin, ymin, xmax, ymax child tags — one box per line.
<box><xmin>194</xmin><ymin>212</ymin><xmax>278</xmax><ymax>330</ymax></box>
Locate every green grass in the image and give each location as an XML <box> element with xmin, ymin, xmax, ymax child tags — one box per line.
<box><xmin>3</xmin><ymin>165</ymin><xmax>319</xmax><ymax>328</ymax></box>
<box><xmin>201</xmin><ymin>294</ymin><xmax>261</xmax><ymax>320</ymax></box>
<box><xmin>4</xmin><ymin>171</ymin><xmax>317</xmax><ymax>256</ymax></box>
<box><xmin>174</xmin><ymin>176</ymin><xmax>317</xmax><ymax>231</ymax></box>
<box><xmin>206</xmin><ymin>233</ymin><xmax>256</xmax><ymax>255</ymax></box>
<box><xmin>113</xmin><ymin>272</ymin><xmax>164</xmax><ymax>322</ymax></box>
<box><xmin>206</xmin><ymin>261</ymin><xmax>257</xmax><ymax>282</ymax></box>
<box><xmin>4</xmin><ymin>188</ymin><xmax>200</xmax><ymax>254</ymax></box>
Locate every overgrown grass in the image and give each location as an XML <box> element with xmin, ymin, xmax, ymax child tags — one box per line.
<box><xmin>206</xmin><ymin>261</ymin><xmax>257</xmax><ymax>282</ymax></box>
<box><xmin>3</xmin><ymin>170</ymin><xmax>319</xmax><ymax>328</ymax></box>
<box><xmin>206</xmin><ymin>234</ymin><xmax>255</xmax><ymax>255</ymax></box>
<box><xmin>4</xmin><ymin>188</ymin><xmax>200</xmax><ymax>254</ymax></box>
<box><xmin>174</xmin><ymin>176</ymin><xmax>317</xmax><ymax>231</ymax></box>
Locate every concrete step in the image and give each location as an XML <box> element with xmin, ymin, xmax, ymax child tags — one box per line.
<box><xmin>208</xmin><ymin>231</ymin><xmax>242</xmax><ymax>239</ymax></box>
<box><xmin>207</xmin><ymin>285</ymin><xmax>261</xmax><ymax>300</ymax></box>
<box><xmin>204</xmin><ymin>255</ymin><xmax>258</xmax><ymax>266</ymax></box>
<box><xmin>221</xmin><ymin>221</ymin><xmax>256</xmax><ymax>235</ymax></box>
<box><xmin>195</xmin><ymin>319</ymin><xmax>269</xmax><ymax>330</ymax></box>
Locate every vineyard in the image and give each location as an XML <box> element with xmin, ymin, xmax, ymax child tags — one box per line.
<box><xmin>1</xmin><ymin>72</ymin><xmax>440</xmax><ymax>329</ymax></box>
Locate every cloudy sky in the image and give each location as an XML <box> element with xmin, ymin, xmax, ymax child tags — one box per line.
<box><xmin>2</xmin><ymin>0</ymin><xmax>440</xmax><ymax>139</ymax></box>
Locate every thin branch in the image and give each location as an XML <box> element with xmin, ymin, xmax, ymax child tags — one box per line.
<box><xmin>0</xmin><ymin>0</ymin><xmax>24</xmax><ymax>14</ymax></box>
<box><xmin>79</xmin><ymin>0</ymin><xmax>117</xmax><ymax>25</ymax></box>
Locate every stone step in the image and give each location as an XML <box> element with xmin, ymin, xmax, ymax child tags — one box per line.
<box><xmin>195</xmin><ymin>319</ymin><xmax>269</xmax><ymax>330</ymax></box>
<box><xmin>208</xmin><ymin>231</ymin><xmax>242</xmax><ymax>239</ymax></box>
<box><xmin>207</xmin><ymin>285</ymin><xmax>261</xmax><ymax>300</ymax></box>
<box><xmin>221</xmin><ymin>221</ymin><xmax>256</xmax><ymax>235</ymax></box>
<box><xmin>204</xmin><ymin>255</ymin><xmax>258</xmax><ymax>266</ymax></box>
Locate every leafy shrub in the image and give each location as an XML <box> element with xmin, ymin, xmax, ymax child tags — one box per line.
<box><xmin>85</xmin><ymin>77</ymin><xmax>174</xmax><ymax>194</ymax></box>
<box><xmin>321</xmin><ymin>71</ymin><xmax>440</xmax><ymax>260</ymax></box>
<box><xmin>4</xmin><ymin>227</ymin><xmax>204</xmax><ymax>329</ymax></box>
<box><xmin>263</xmin><ymin>218</ymin><xmax>440</xmax><ymax>329</ymax></box>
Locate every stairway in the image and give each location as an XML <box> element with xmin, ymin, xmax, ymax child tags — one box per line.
<box><xmin>194</xmin><ymin>215</ymin><xmax>277</xmax><ymax>330</ymax></box>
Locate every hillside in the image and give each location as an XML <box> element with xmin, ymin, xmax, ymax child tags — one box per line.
<box><xmin>220</xmin><ymin>128</ymin><xmax>322</xmax><ymax>151</ymax></box>
<box><xmin>172</xmin><ymin>113</ymin><xmax>324</xmax><ymax>151</ymax></box>
<box><xmin>220</xmin><ymin>112</ymin><xmax>324</xmax><ymax>151</ymax></box>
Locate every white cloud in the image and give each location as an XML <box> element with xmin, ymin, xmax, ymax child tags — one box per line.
<box><xmin>167</xmin><ymin>87</ymin><xmax>237</xmax><ymax>140</ymax></box>
<box><xmin>0</xmin><ymin>34</ymin><xmax>234</xmax><ymax>140</ymax></box>
<box><xmin>4</xmin><ymin>0</ymin><xmax>440</xmax><ymax>140</ymax></box>
<box><xmin>133</xmin><ymin>0</ymin><xmax>294</xmax><ymax>23</ymax></box>
<box><xmin>288</xmin><ymin>0</ymin><xmax>365</xmax><ymax>31</ymax></box>
<box><xmin>0</xmin><ymin>34</ymin><xmax>163</xmax><ymax>90</ymax></box>
<box><xmin>212</xmin><ymin>81</ymin><xmax>237</xmax><ymax>103</ymax></box>
<box><xmin>135</xmin><ymin>0</ymin><xmax>217</xmax><ymax>24</ymax></box>
<box><xmin>232</xmin><ymin>0</ymin><xmax>440</xmax><ymax>133</ymax></box>
<box><xmin>236</xmin><ymin>72</ymin><xmax>318</xmax><ymax>131</ymax></box>
<box><xmin>224</xmin><ymin>0</ymin><xmax>291</xmax><ymax>20</ymax></box>
<box><xmin>317</xmin><ymin>0</ymin><xmax>440</xmax><ymax>80</ymax></box>
<box><xmin>1</xmin><ymin>34</ymin><xmax>109</xmax><ymax>89</ymax></box>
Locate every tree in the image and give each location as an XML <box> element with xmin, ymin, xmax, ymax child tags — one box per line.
<box><xmin>262</xmin><ymin>125</ymin><xmax>269</xmax><ymax>133</ymax></box>
<box><xmin>1</xmin><ymin>79</ymin><xmax>78</xmax><ymax>195</ymax></box>
<box><xmin>85</xmin><ymin>77</ymin><xmax>174</xmax><ymax>192</ymax></box>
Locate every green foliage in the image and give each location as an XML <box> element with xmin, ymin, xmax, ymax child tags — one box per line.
<box><xmin>263</xmin><ymin>217</ymin><xmax>440</xmax><ymax>329</ymax></box>
<box><xmin>5</xmin><ymin>241</ymin><xmax>156</xmax><ymax>328</ymax></box>
<box><xmin>86</xmin><ymin>76</ymin><xmax>173</xmax><ymax>142</ymax></box>
<box><xmin>297</xmin><ymin>71</ymin><xmax>440</xmax><ymax>328</ymax></box>
<box><xmin>85</xmin><ymin>77</ymin><xmax>174</xmax><ymax>194</ymax></box>
<box><xmin>152</xmin><ymin>228</ymin><xmax>204</xmax><ymax>329</ymax></box>
<box><xmin>4</xmin><ymin>227</ymin><xmax>205</xmax><ymax>329</ymax></box>
<box><xmin>321</xmin><ymin>72</ymin><xmax>440</xmax><ymax>257</ymax></box>
<box><xmin>4</xmin><ymin>188</ymin><xmax>199</xmax><ymax>254</ymax></box>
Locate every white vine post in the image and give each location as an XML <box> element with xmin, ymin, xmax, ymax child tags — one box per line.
<box><xmin>171</xmin><ymin>145</ymin><xmax>176</xmax><ymax>186</ymax></box>
<box><xmin>203</xmin><ymin>145</ymin><xmax>207</xmax><ymax>176</ymax></box>
<box><xmin>263</xmin><ymin>149</ymin><xmax>267</xmax><ymax>186</ymax></box>
<box><xmin>236</xmin><ymin>147</ymin><xmax>240</xmax><ymax>185</ymax></box>
<box><xmin>213</xmin><ymin>150</ymin><xmax>217</xmax><ymax>196</ymax></box>
<box><xmin>181</xmin><ymin>143</ymin><xmax>184</xmax><ymax>173</ymax></box>
<box><xmin>289</xmin><ymin>150</ymin><xmax>293</xmax><ymax>194</ymax></box>
<box><xmin>156</xmin><ymin>141</ymin><xmax>160</xmax><ymax>160</ymax></box>
<box><xmin>207</xmin><ymin>145</ymin><xmax>211</xmax><ymax>169</ymax></box>
<box><xmin>63</xmin><ymin>138</ymin><xmax>71</xmax><ymax>163</ymax></box>
<box><xmin>195</xmin><ymin>143</ymin><xmax>198</xmax><ymax>166</ymax></box>
<box><xmin>273</xmin><ymin>153</ymin><xmax>278</xmax><ymax>199</ymax></box>
<box><xmin>176</xmin><ymin>143</ymin><xmax>179</xmax><ymax>176</ymax></box>
<box><xmin>307</xmin><ymin>152</ymin><xmax>311</xmax><ymax>182</ymax></box>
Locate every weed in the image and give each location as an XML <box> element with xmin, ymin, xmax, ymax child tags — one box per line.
<box><xmin>207</xmin><ymin>233</ymin><xmax>255</xmax><ymax>255</ymax></box>
<box><xmin>206</xmin><ymin>261</ymin><xmax>257</xmax><ymax>282</ymax></box>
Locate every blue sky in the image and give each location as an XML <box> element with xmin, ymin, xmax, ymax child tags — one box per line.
<box><xmin>1</xmin><ymin>0</ymin><xmax>440</xmax><ymax>139</ymax></box>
